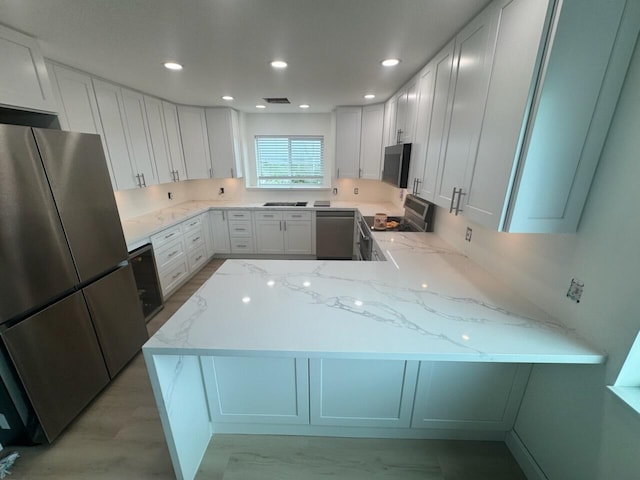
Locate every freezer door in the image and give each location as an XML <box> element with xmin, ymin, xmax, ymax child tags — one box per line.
<box><xmin>0</xmin><ymin>125</ymin><xmax>79</xmax><ymax>324</ymax></box>
<box><xmin>1</xmin><ymin>291</ymin><xmax>110</xmax><ymax>442</ymax></box>
<box><xmin>33</xmin><ymin>129</ymin><xmax>129</xmax><ymax>281</ymax></box>
<box><xmin>83</xmin><ymin>264</ymin><xmax>148</xmax><ymax>378</ymax></box>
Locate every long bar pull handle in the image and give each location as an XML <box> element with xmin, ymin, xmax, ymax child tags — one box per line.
<box><xmin>231</xmin><ymin>168</ymin><xmax>234</xmax><ymax>178</ymax></box>
<box><xmin>135</xmin><ymin>173</ymin><xmax>141</xmax><ymax>188</ymax></box>
<box><xmin>415</xmin><ymin>178</ymin><xmax>421</xmax><ymax>194</ymax></box>
<box><xmin>454</xmin><ymin>188</ymin><xmax>466</xmax><ymax>216</ymax></box>
<box><xmin>176</xmin><ymin>170</ymin><xmax>180</xmax><ymax>181</ymax></box>
<box><xmin>283</xmin><ymin>221</ymin><xmax>287</xmax><ymax>231</ymax></box>
<box><xmin>279</xmin><ymin>221</ymin><xmax>282</xmax><ymax>231</ymax></box>
<box><xmin>170</xmin><ymin>170</ymin><xmax>175</xmax><ymax>182</ymax></box>
<box><xmin>449</xmin><ymin>187</ymin><xmax>458</xmax><ymax>214</ymax></box>
<box><xmin>337</xmin><ymin>168</ymin><xmax>340</xmax><ymax>178</ymax></box>
<box><xmin>141</xmin><ymin>173</ymin><xmax>147</xmax><ymax>187</ymax></box>
<box><xmin>209</xmin><ymin>167</ymin><xmax>213</xmax><ymax>178</ymax></box>
<box><xmin>222</xmin><ymin>211</ymin><xmax>225</xmax><ymax>221</ymax></box>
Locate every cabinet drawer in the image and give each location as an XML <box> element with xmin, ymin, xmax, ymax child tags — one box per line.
<box><xmin>230</xmin><ymin>237</ymin><xmax>255</xmax><ymax>254</ymax></box>
<box><xmin>151</xmin><ymin>224</ymin><xmax>182</xmax><ymax>249</ymax></box>
<box><xmin>187</xmin><ymin>244</ymin><xmax>207</xmax><ymax>272</ymax></box>
<box><xmin>182</xmin><ymin>215</ymin><xmax>202</xmax><ymax>233</ymax></box>
<box><xmin>228</xmin><ymin>221</ymin><xmax>253</xmax><ymax>237</ymax></box>
<box><xmin>160</xmin><ymin>258</ymin><xmax>188</xmax><ymax>296</ymax></box>
<box><xmin>255</xmin><ymin>211</ymin><xmax>283</xmax><ymax>221</ymax></box>
<box><xmin>284</xmin><ymin>211</ymin><xmax>312</xmax><ymax>221</ymax></box>
<box><xmin>227</xmin><ymin>210</ymin><xmax>252</xmax><ymax>220</ymax></box>
<box><xmin>184</xmin><ymin>226</ymin><xmax>205</xmax><ymax>251</ymax></box>
<box><xmin>154</xmin><ymin>236</ymin><xmax>185</xmax><ymax>270</ymax></box>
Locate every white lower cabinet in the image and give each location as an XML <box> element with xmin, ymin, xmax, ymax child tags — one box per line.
<box><xmin>309</xmin><ymin>359</ymin><xmax>418</xmax><ymax>428</ymax></box>
<box><xmin>209</xmin><ymin>210</ymin><xmax>231</xmax><ymax>254</ymax></box>
<box><xmin>411</xmin><ymin>362</ymin><xmax>531</xmax><ymax>430</ymax></box>
<box><xmin>254</xmin><ymin>211</ymin><xmax>313</xmax><ymax>255</ymax></box>
<box><xmin>201</xmin><ymin>356</ymin><xmax>309</xmax><ymax>424</ymax></box>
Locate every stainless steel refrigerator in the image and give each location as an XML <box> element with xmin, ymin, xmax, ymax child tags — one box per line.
<box><xmin>0</xmin><ymin>125</ymin><xmax>148</xmax><ymax>443</ymax></box>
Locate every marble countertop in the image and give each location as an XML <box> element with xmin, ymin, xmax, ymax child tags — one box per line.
<box><xmin>144</xmin><ymin>231</ymin><xmax>604</xmax><ymax>364</ymax></box>
<box><xmin>122</xmin><ymin>200</ymin><xmax>404</xmax><ymax>250</ymax></box>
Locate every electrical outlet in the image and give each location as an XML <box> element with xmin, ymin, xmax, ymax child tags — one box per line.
<box><xmin>219</xmin><ymin>187</ymin><xmax>224</xmax><ymax>195</ymax></box>
<box><xmin>465</xmin><ymin>227</ymin><xmax>472</xmax><ymax>242</ymax></box>
<box><xmin>354</xmin><ymin>187</ymin><xmax>359</xmax><ymax>195</ymax></box>
<box><xmin>567</xmin><ymin>278</ymin><xmax>584</xmax><ymax>303</ymax></box>
<box><xmin>333</xmin><ymin>188</ymin><xmax>338</xmax><ymax>195</ymax></box>
<box><xmin>167</xmin><ymin>192</ymin><xmax>173</xmax><ymax>200</ymax></box>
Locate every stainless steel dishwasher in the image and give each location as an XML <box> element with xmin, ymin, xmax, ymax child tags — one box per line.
<box><xmin>316</xmin><ymin>211</ymin><xmax>355</xmax><ymax>260</ymax></box>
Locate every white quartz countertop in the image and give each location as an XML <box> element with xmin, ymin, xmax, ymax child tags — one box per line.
<box><xmin>144</xmin><ymin>231</ymin><xmax>604</xmax><ymax>364</ymax></box>
<box><xmin>122</xmin><ymin>200</ymin><xmax>403</xmax><ymax>250</ymax></box>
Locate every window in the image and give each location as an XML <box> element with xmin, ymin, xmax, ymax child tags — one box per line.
<box><xmin>255</xmin><ymin>135</ymin><xmax>324</xmax><ymax>187</ymax></box>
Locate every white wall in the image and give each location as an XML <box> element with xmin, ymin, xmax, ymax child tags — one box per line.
<box><xmin>435</xmin><ymin>38</ymin><xmax>640</xmax><ymax>479</ymax></box>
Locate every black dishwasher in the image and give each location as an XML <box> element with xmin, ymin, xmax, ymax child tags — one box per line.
<box><xmin>128</xmin><ymin>244</ymin><xmax>164</xmax><ymax>322</ymax></box>
<box><xmin>316</xmin><ymin>211</ymin><xmax>355</xmax><ymax>260</ymax></box>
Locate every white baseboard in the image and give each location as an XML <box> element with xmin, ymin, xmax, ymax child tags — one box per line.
<box><xmin>505</xmin><ymin>430</ymin><xmax>548</xmax><ymax>480</ymax></box>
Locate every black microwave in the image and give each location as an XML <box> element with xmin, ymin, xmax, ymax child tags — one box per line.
<box><xmin>381</xmin><ymin>143</ymin><xmax>411</xmax><ymax>188</ymax></box>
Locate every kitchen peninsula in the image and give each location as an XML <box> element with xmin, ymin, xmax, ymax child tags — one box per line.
<box><xmin>137</xmin><ymin>203</ymin><xmax>603</xmax><ymax>480</ymax></box>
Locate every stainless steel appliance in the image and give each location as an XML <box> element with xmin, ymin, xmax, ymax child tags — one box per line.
<box><xmin>0</xmin><ymin>125</ymin><xmax>148</xmax><ymax>444</ymax></box>
<box><xmin>316</xmin><ymin>211</ymin><xmax>354</xmax><ymax>260</ymax></box>
<box><xmin>129</xmin><ymin>244</ymin><xmax>164</xmax><ymax>322</ymax></box>
<box><xmin>381</xmin><ymin>143</ymin><xmax>412</xmax><ymax>188</ymax></box>
<box><xmin>357</xmin><ymin>214</ymin><xmax>373</xmax><ymax>261</ymax></box>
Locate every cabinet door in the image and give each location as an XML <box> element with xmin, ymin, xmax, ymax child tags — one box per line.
<box><xmin>359</xmin><ymin>104</ymin><xmax>384</xmax><ymax>180</ymax></box>
<box><xmin>419</xmin><ymin>41</ymin><xmax>456</xmax><ymax>200</ymax></box>
<box><xmin>255</xmin><ymin>220</ymin><xmax>285</xmax><ymax>254</ymax></box>
<box><xmin>177</xmin><ymin>105</ymin><xmax>211</xmax><ymax>180</ymax></box>
<box><xmin>411</xmin><ymin>362</ymin><xmax>530</xmax><ymax>431</ymax></box>
<box><xmin>162</xmin><ymin>101</ymin><xmax>187</xmax><ymax>181</ymax></box>
<box><xmin>408</xmin><ymin>64</ymin><xmax>435</xmax><ymax>196</ymax></box>
<box><xmin>434</xmin><ymin>3</ymin><xmax>499</xmax><ymax>209</ymax></box>
<box><xmin>210</xmin><ymin>210</ymin><xmax>231</xmax><ymax>254</ymax></box>
<box><xmin>394</xmin><ymin>89</ymin><xmax>407</xmax><ymax>143</ymax></box>
<box><xmin>93</xmin><ymin>79</ymin><xmax>136</xmax><ymax>190</ymax></box>
<box><xmin>384</xmin><ymin>96</ymin><xmax>398</xmax><ymax>146</ymax></box>
<box><xmin>144</xmin><ymin>95</ymin><xmax>174</xmax><ymax>184</ymax></box>
<box><xmin>201</xmin><ymin>356</ymin><xmax>309</xmax><ymax>425</ymax></box>
<box><xmin>121</xmin><ymin>88</ymin><xmax>158</xmax><ymax>187</ymax></box>
<box><xmin>283</xmin><ymin>221</ymin><xmax>312</xmax><ymax>255</ymax></box>
<box><xmin>47</xmin><ymin>63</ymin><xmax>116</xmax><ymax>189</ymax></box>
<box><xmin>463</xmin><ymin>0</ymin><xmax>550</xmax><ymax>229</ymax></box>
<box><xmin>401</xmin><ymin>78</ymin><xmax>419</xmax><ymax>143</ymax></box>
<box><xmin>310</xmin><ymin>359</ymin><xmax>418</xmax><ymax>428</ymax></box>
<box><xmin>0</xmin><ymin>25</ymin><xmax>57</xmax><ymax>113</ymax></box>
<box><xmin>201</xmin><ymin>212</ymin><xmax>215</xmax><ymax>259</ymax></box>
<box><xmin>335</xmin><ymin>107</ymin><xmax>362</xmax><ymax>178</ymax></box>
<box><xmin>205</xmin><ymin>107</ymin><xmax>243</xmax><ymax>179</ymax></box>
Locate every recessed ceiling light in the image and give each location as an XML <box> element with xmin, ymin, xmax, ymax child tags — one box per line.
<box><xmin>163</xmin><ymin>62</ymin><xmax>183</xmax><ymax>71</ymax></box>
<box><xmin>271</xmin><ymin>60</ymin><xmax>288</xmax><ymax>69</ymax></box>
<box><xmin>222</xmin><ymin>95</ymin><xmax>234</xmax><ymax>101</ymax></box>
<box><xmin>381</xmin><ymin>58</ymin><xmax>400</xmax><ymax>67</ymax></box>
<box><xmin>256</xmin><ymin>104</ymin><xmax>266</xmax><ymax>109</ymax></box>
<box><xmin>299</xmin><ymin>104</ymin><xmax>310</xmax><ymax>109</ymax></box>
<box><xmin>364</xmin><ymin>94</ymin><xmax>376</xmax><ymax>99</ymax></box>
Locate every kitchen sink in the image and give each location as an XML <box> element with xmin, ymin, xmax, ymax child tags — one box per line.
<box><xmin>262</xmin><ymin>202</ymin><xmax>308</xmax><ymax>207</ymax></box>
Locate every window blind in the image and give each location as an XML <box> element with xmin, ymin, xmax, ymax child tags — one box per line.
<box><xmin>255</xmin><ymin>135</ymin><xmax>324</xmax><ymax>186</ymax></box>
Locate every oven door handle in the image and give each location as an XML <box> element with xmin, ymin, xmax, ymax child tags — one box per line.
<box><xmin>357</xmin><ymin>222</ymin><xmax>370</xmax><ymax>241</ymax></box>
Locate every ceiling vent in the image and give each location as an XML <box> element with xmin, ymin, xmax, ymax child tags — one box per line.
<box><xmin>263</xmin><ymin>97</ymin><xmax>291</xmax><ymax>104</ymax></box>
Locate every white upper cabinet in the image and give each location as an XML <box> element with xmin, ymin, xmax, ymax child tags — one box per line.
<box><xmin>177</xmin><ymin>105</ymin><xmax>212</xmax><ymax>180</ymax></box>
<box><xmin>433</xmin><ymin>2</ymin><xmax>500</xmax><ymax>210</ymax></box>
<box><xmin>121</xmin><ymin>88</ymin><xmax>158</xmax><ymax>187</ymax></box>
<box><xmin>205</xmin><ymin>107</ymin><xmax>244</xmax><ymax>179</ymax></box>
<box><xmin>92</xmin><ymin>79</ymin><xmax>136</xmax><ymax>190</ymax></box>
<box><xmin>161</xmin><ymin>101</ymin><xmax>188</xmax><ymax>182</ymax></box>
<box><xmin>335</xmin><ymin>107</ymin><xmax>362</xmax><ymax>179</ymax></box>
<box><xmin>410</xmin><ymin>41</ymin><xmax>456</xmax><ymax>200</ymax></box>
<box><xmin>0</xmin><ymin>25</ymin><xmax>57</xmax><ymax>113</ymax></box>
<box><xmin>335</xmin><ymin>105</ymin><xmax>384</xmax><ymax>180</ymax></box>
<box><xmin>382</xmin><ymin>96</ymin><xmax>397</xmax><ymax>147</ymax></box>
<box><xmin>359</xmin><ymin>104</ymin><xmax>385</xmax><ymax>180</ymax></box>
<box><xmin>143</xmin><ymin>95</ymin><xmax>173</xmax><ymax>184</ymax></box>
<box><xmin>394</xmin><ymin>77</ymin><xmax>419</xmax><ymax>144</ymax></box>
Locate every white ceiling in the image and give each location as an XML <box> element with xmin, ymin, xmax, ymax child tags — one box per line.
<box><xmin>0</xmin><ymin>0</ymin><xmax>492</xmax><ymax>113</ymax></box>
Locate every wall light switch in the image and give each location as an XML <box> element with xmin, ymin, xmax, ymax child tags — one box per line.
<box><xmin>219</xmin><ymin>187</ymin><xmax>225</xmax><ymax>195</ymax></box>
<box><xmin>167</xmin><ymin>192</ymin><xmax>173</xmax><ymax>200</ymax></box>
<box><xmin>465</xmin><ymin>227</ymin><xmax>472</xmax><ymax>242</ymax></box>
<box><xmin>333</xmin><ymin>188</ymin><xmax>338</xmax><ymax>195</ymax></box>
<box><xmin>354</xmin><ymin>188</ymin><xmax>359</xmax><ymax>195</ymax></box>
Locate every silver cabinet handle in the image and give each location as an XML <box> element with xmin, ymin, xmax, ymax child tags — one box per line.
<box><xmin>176</xmin><ymin>170</ymin><xmax>180</xmax><ymax>181</ymax></box>
<box><xmin>356</xmin><ymin>222</ymin><xmax>369</xmax><ymax>242</ymax></box>
<box><xmin>263</xmin><ymin>214</ymin><xmax>274</xmax><ymax>218</ymax></box>
<box><xmin>140</xmin><ymin>173</ymin><xmax>147</xmax><ymax>187</ymax></box>
<box><xmin>192</xmin><ymin>236</ymin><xmax>200</xmax><ymax>242</ymax></box>
<box><xmin>291</xmin><ymin>214</ymin><xmax>302</xmax><ymax>218</ymax></box>
<box><xmin>189</xmin><ymin>221</ymin><xmax>198</xmax><ymax>227</ymax></box>
<box><xmin>415</xmin><ymin>178</ymin><xmax>421</xmax><ymax>194</ymax></box>
<box><xmin>283</xmin><ymin>221</ymin><xmax>287</xmax><ymax>231</ymax></box>
<box><xmin>279</xmin><ymin>221</ymin><xmax>282</xmax><ymax>231</ymax></box>
<box><xmin>337</xmin><ymin>168</ymin><xmax>340</xmax><ymax>178</ymax></box>
<box><xmin>209</xmin><ymin>167</ymin><xmax>213</xmax><ymax>178</ymax></box>
<box><xmin>449</xmin><ymin>187</ymin><xmax>465</xmax><ymax>215</ymax></box>
<box><xmin>230</xmin><ymin>168</ymin><xmax>234</xmax><ymax>178</ymax></box>
<box><xmin>171</xmin><ymin>271</ymin><xmax>182</xmax><ymax>281</ymax></box>
<box><xmin>164</xmin><ymin>232</ymin><xmax>175</xmax><ymax>239</ymax></box>
<box><xmin>135</xmin><ymin>173</ymin><xmax>142</xmax><ymax>188</ymax></box>
<box><xmin>359</xmin><ymin>168</ymin><xmax>362</xmax><ymax>178</ymax></box>
<box><xmin>170</xmin><ymin>170</ymin><xmax>175</xmax><ymax>182</ymax></box>
<box><xmin>195</xmin><ymin>255</ymin><xmax>203</xmax><ymax>262</ymax></box>
<box><xmin>412</xmin><ymin>178</ymin><xmax>417</xmax><ymax>194</ymax></box>
<box><xmin>222</xmin><ymin>211</ymin><xmax>226</xmax><ymax>221</ymax></box>
<box><xmin>167</xmin><ymin>250</ymin><xmax>178</xmax><ymax>258</ymax></box>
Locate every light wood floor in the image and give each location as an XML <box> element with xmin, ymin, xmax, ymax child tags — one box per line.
<box><xmin>8</xmin><ymin>259</ymin><xmax>526</xmax><ymax>480</ymax></box>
